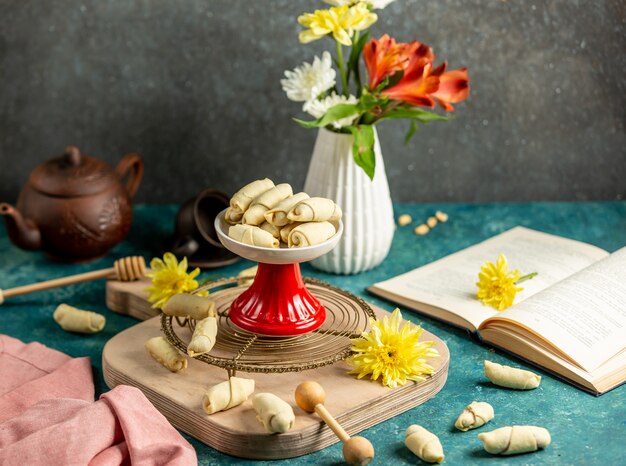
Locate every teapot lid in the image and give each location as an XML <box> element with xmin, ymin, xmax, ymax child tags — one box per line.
<box><xmin>29</xmin><ymin>146</ymin><xmax>119</xmax><ymax>197</ymax></box>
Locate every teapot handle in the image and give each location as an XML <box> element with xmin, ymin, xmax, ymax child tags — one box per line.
<box><xmin>115</xmin><ymin>153</ymin><xmax>144</xmax><ymax>199</ymax></box>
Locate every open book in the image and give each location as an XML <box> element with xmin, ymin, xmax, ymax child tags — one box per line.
<box><xmin>368</xmin><ymin>227</ymin><xmax>626</xmax><ymax>395</ymax></box>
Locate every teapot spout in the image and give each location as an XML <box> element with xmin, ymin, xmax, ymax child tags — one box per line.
<box><xmin>0</xmin><ymin>203</ymin><xmax>42</xmax><ymax>251</ymax></box>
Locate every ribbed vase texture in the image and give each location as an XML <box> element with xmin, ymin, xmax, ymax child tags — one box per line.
<box><xmin>304</xmin><ymin>127</ymin><xmax>395</xmax><ymax>274</ymax></box>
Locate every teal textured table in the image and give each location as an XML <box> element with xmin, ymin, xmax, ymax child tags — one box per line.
<box><xmin>1</xmin><ymin>202</ymin><xmax>625</xmax><ymax>465</ymax></box>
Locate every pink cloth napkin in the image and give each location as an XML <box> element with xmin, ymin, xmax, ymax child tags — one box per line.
<box><xmin>0</xmin><ymin>335</ymin><xmax>197</xmax><ymax>465</ymax></box>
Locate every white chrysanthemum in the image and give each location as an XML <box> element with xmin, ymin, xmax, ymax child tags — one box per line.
<box><xmin>368</xmin><ymin>0</ymin><xmax>395</xmax><ymax>9</ymax></box>
<box><xmin>323</xmin><ymin>0</ymin><xmax>395</xmax><ymax>9</ymax></box>
<box><xmin>281</xmin><ymin>51</ymin><xmax>336</xmax><ymax>102</ymax></box>
<box><xmin>323</xmin><ymin>0</ymin><xmax>359</xmax><ymax>6</ymax></box>
<box><xmin>304</xmin><ymin>92</ymin><xmax>359</xmax><ymax>129</ymax></box>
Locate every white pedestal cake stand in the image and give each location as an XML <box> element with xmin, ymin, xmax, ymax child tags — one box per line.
<box><xmin>214</xmin><ymin>210</ymin><xmax>343</xmax><ymax>336</ymax></box>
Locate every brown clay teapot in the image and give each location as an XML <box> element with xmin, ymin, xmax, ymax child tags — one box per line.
<box><xmin>0</xmin><ymin>146</ymin><xmax>143</xmax><ymax>262</ymax></box>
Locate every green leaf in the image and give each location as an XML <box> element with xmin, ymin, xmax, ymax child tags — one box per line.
<box><xmin>348</xmin><ymin>32</ymin><xmax>369</xmax><ymax>96</ymax></box>
<box><xmin>348</xmin><ymin>32</ymin><xmax>369</xmax><ymax>70</ymax></box>
<box><xmin>294</xmin><ymin>103</ymin><xmax>361</xmax><ymax>129</ymax></box>
<box><xmin>373</xmin><ymin>76</ymin><xmax>390</xmax><ymax>93</ymax></box>
<box><xmin>404</xmin><ymin>119</ymin><xmax>418</xmax><ymax>144</ymax></box>
<box><xmin>379</xmin><ymin>107</ymin><xmax>451</xmax><ymax>123</ymax></box>
<box><xmin>347</xmin><ymin>124</ymin><xmax>376</xmax><ymax>180</ymax></box>
<box><xmin>357</xmin><ymin>93</ymin><xmax>381</xmax><ymax>112</ymax></box>
<box><xmin>373</xmin><ymin>70</ymin><xmax>404</xmax><ymax>93</ymax></box>
<box><xmin>385</xmin><ymin>70</ymin><xmax>404</xmax><ymax>89</ymax></box>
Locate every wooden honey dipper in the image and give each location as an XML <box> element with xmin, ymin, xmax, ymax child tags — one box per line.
<box><xmin>0</xmin><ymin>256</ymin><xmax>146</xmax><ymax>305</ymax></box>
<box><xmin>295</xmin><ymin>381</ymin><xmax>375</xmax><ymax>466</ymax></box>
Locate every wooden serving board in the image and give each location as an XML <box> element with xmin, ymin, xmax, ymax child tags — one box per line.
<box><xmin>106</xmin><ymin>277</ymin><xmax>157</xmax><ymax>321</ymax></box>
<box><xmin>103</xmin><ymin>307</ymin><xmax>449</xmax><ymax>460</ymax></box>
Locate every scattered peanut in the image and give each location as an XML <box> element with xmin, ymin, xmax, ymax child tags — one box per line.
<box><xmin>435</xmin><ymin>211</ymin><xmax>448</xmax><ymax>222</ymax></box>
<box><xmin>412</xmin><ymin>211</ymin><xmax>449</xmax><ymax>236</ymax></box>
<box><xmin>398</xmin><ymin>214</ymin><xmax>412</xmax><ymax>226</ymax></box>
<box><xmin>415</xmin><ymin>224</ymin><xmax>430</xmax><ymax>235</ymax></box>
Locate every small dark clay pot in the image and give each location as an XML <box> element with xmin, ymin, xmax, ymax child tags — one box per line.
<box><xmin>163</xmin><ymin>188</ymin><xmax>239</xmax><ymax>268</ymax></box>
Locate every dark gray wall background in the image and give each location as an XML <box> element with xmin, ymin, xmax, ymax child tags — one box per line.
<box><xmin>0</xmin><ymin>0</ymin><xmax>624</xmax><ymax>204</ymax></box>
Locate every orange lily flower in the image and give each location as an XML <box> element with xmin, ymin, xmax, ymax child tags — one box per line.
<box><xmin>430</xmin><ymin>64</ymin><xmax>470</xmax><ymax>111</ymax></box>
<box><xmin>380</xmin><ymin>48</ymin><xmax>440</xmax><ymax>108</ymax></box>
<box><xmin>363</xmin><ymin>34</ymin><xmax>424</xmax><ymax>89</ymax></box>
<box><xmin>365</xmin><ymin>35</ymin><xmax>470</xmax><ymax>111</ymax></box>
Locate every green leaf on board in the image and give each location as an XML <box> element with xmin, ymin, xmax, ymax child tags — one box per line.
<box><xmin>347</xmin><ymin>124</ymin><xmax>376</xmax><ymax>180</ymax></box>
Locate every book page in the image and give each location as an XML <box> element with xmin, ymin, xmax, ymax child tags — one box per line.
<box><xmin>489</xmin><ymin>247</ymin><xmax>626</xmax><ymax>372</ymax></box>
<box><xmin>370</xmin><ymin>227</ymin><xmax>608</xmax><ymax>330</ymax></box>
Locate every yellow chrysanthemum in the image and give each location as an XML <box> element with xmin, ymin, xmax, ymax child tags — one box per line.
<box><xmin>342</xmin><ymin>2</ymin><xmax>378</xmax><ymax>33</ymax></box>
<box><xmin>347</xmin><ymin>308</ymin><xmax>439</xmax><ymax>388</ymax></box>
<box><xmin>146</xmin><ymin>252</ymin><xmax>207</xmax><ymax>309</ymax></box>
<box><xmin>298</xmin><ymin>4</ymin><xmax>377</xmax><ymax>46</ymax></box>
<box><xmin>476</xmin><ymin>254</ymin><xmax>523</xmax><ymax>311</ymax></box>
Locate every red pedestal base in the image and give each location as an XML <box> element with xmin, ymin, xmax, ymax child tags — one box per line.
<box><xmin>229</xmin><ymin>262</ymin><xmax>326</xmax><ymax>336</ymax></box>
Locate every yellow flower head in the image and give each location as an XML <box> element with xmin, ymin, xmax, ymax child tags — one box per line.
<box><xmin>146</xmin><ymin>252</ymin><xmax>207</xmax><ymax>309</ymax></box>
<box><xmin>347</xmin><ymin>308</ymin><xmax>439</xmax><ymax>388</ymax></box>
<box><xmin>298</xmin><ymin>4</ymin><xmax>377</xmax><ymax>46</ymax></box>
<box><xmin>342</xmin><ymin>2</ymin><xmax>378</xmax><ymax>33</ymax></box>
<box><xmin>476</xmin><ymin>254</ymin><xmax>523</xmax><ymax>311</ymax></box>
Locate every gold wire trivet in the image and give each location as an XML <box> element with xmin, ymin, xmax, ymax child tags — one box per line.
<box><xmin>161</xmin><ymin>277</ymin><xmax>375</xmax><ymax>374</ymax></box>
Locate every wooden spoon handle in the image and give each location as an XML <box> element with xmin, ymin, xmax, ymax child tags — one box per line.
<box><xmin>315</xmin><ymin>404</ymin><xmax>350</xmax><ymax>443</ymax></box>
<box><xmin>2</xmin><ymin>267</ymin><xmax>115</xmax><ymax>299</ymax></box>
<box><xmin>1</xmin><ymin>256</ymin><xmax>146</xmax><ymax>302</ymax></box>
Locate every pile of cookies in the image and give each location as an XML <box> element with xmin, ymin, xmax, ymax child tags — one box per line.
<box><xmin>225</xmin><ymin>178</ymin><xmax>342</xmax><ymax>248</ymax></box>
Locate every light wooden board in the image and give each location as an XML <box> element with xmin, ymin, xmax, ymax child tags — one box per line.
<box><xmin>103</xmin><ymin>307</ymin><xmax>449</xmax><ymax>460</ymax></box>
<box><xmin>106</xmin><ymin>277</ymin><xmax>157</xmax><ymax>321</ymax></box>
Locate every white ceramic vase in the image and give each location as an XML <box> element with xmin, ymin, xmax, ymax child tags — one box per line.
<box><xmin>304</xmin><ymin>127</ymin><xmax>395</xmax><ymax>274</ymax></box>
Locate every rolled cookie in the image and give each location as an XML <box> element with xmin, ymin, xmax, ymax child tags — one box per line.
<box><xmin>259</xmin><ymin>221</ymin><xmax>280</xmax><ymax>239</ymax></box>
<box><xmin>187</xmin><ymin>316</ymin><xmax>218</xmax><ymax>357</ymax></box>
<box><xmin>454</xmin><ymin>401</ymin><xmax>494</xmax><ymax>431</ymax></box>
<box><xmin>243</xmin><ymin>183</ymin><xmax>293</xmax><ymax>225</ymax></box>
<box><xmin>484</xmin><ymin>360</ymin><xmax>541</xmax><ymax>390</ymax></box>
<box><xmin>478</xmin><ymin>426</ymin><xmax>551</xmax><ymax>455</ymax></box>
<box><xmin>280</xmin><ymin>222</ymin><xmax>303</xmax><ymax>244</ymax></box>
<box><xmin>162</xmin><ymin>293</ymin><xmax>216</xmax><ymax>321</ymax></box>
<box><xmin>224</xmin><ymin>207</ymin><xmax>243</xmax><ymax>224</ymax></box>
<box><xmin>252</xmin><ymin>393</ymin><xmax>295</xmax><ymax>433</ymax></box>
<box><xmin>230</xmin><ymin>178</ymin><xmax>275</xmax><ymax>213</ymax></box>
<box><xmin>264</xmin><ymin>192</ymin><xmax>310</xmax><ymax>226</ymax></box>
<box><xmin>53</xmin><ymin>303</ymin><xmax>106</xmax><ymax>334</ymax></box>
<box><xmin>229</xmin><ymin>224</ymin><xmax>279</xmax><ymax>248</ymax></box>
<box><xmin>288</xmin><ymin>221</ymin><xmax>336</xmax><ymax>247</ymax></box>
<box><xmin>405</xmin><ymin>425</ymin><xmax>444</xmax><ymax>463</ymax></box>
<box><xmin>287</xmin><ymin>197</ymin><xmax>342</xmax><ymax>222</ymax></box>
<box><xmin>145</xmin><ymin>336</ymin><xmax>187</xmax><ymax>372</ymax></box>
<box><xmin>202</xmin><ymin>377</ymin><xmax>255</xmax><ymax>414</ymax></box>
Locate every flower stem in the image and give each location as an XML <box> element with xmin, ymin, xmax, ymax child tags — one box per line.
<box><xmin>516</xmin><ymin>272</ymin><xmax>538</xmax><ymax>284</ymax></box>
<box><xmin>352</xmin><ymin>31</ymin><xmax>362</xmax><ymax>97</ymax></box>
<box><xmin>336</xmin><ymin>40</ymin><xmax>349</xmax><ymax>97</ymax></box>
